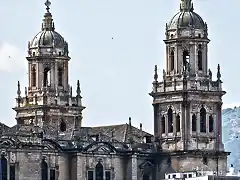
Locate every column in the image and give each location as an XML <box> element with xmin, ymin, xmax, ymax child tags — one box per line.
<box><xmin>58</xmin><ymin>155</ymin><xmax>69</xmax><ymax>180</ymax></box>
<box><xmin>63</xmin><ymin>62</ymin><xmax>68</xmax><ymax>90</ymax></box>
<box><xmin>189</xmin><ymin>44</ymin><xmax>195</xmax><ymax>74</ymax></box>
<box><xmin>132</xmin><ymin>153</ymin><xmax>138</xmax><ymax>180</ymax></box>
<box><xmin>55</xmin><ymin>62</ymin><xmax>58</xmax><ymax>89</ymax></box>
<box><xmin>197</xmin><ymin>112</ymin><xmax>200</xmax><ymax>133</ymax></box>
<box><xmin>166</xmin><ymin>113</ymin><xmax>169</xmax><ymax>136</ymax></box>
<box><xmin>153</xmin><ymin>104</ymin><xmax>159</xmax><ymax>137</ymax></box>
<box><xmin>65</xmin><ymin>62</ymin><xmax>69</xmax><ymax>90</ymax></box>
<box><xmin>51</xmin><ymin>62</ymin><xmax>55</xmax><ymax>89</ymax></box>
<box><xmin>166</xmin><ymin>46</ymin><xmax>169</xmax><ymax>74</ymax></box>
<box><xmin>181</xmin><ymin>104</ymin><xmax>186</xmax><ymax>149</ymax></box>
<box><xmin>186</xmin><ymin>103</ymin><xmax>191</xmax><ymax>149</ymax></box>
<box><xmin>178</xmin><ymin>47</ymin><xmax>183</xmax><ymax>75</ymax></box>
<box><xmin>216</xmin><ymin>103</ymin><xmax>223</xmax><ymax>150</ymax></box>
<box><xmin>204</xmin><ymin>44</ymin><xmax>208</xmax><ymax>75</ymax></box>
<box><xmin>173</xmin><ymin>113</ymin><xmax>176</xmax><ymax>135</ymax></box>
<box><xmin>206</xmin><ymin>114</ymin><xmax>209</xmax><ymax>133</ymax></box>
<box><xmin>28</xmin><ymin>64</ymin><xmax>31</xmax><ymax>88</ymax></box>
<box><xmin>176</xmin><ymin>45</ymin><xmax>179</xmax><ymax>74</ymax></box>
<box><xmin>76</xmin><ymin>154</ymin><xmax>85</xmax><ymax>180</ymax></box>
<box><xmin>194</xmin><ymin>44</ymin><xmax>198</xmax><ymax>73</ymax></box>
<box><xmin>38</xmin><ymin>63</ymin><xmax>43</xmax><ymax>89</ymax></box>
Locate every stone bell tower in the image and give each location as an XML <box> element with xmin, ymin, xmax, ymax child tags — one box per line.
<box><xmin>13</xmin><ymin>0</ymin><xmax>85</xmax><ymax>135</ymax></box>
<box><xmin>150</xmin><ymin>0</ymin><xmax>229</xmax><ymax>174</ymax></box>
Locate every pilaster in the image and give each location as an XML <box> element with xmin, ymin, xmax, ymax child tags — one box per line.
<box><xmin>131</xmin><ymin>153</ymin><xmax>138</xmax><ymax>180</ymax></box>
<box><xmin>153</xmin><ymin>104</ymin><xmax>159</xmax><ymax>137</ymax></box>
<box><xmin>55</xmin><ymin>62</ymin><xmax>58</xmax><ymax>88</ymax></box>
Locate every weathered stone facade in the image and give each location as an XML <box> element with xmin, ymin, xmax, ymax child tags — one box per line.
<box><xmin>149</xmin><ymin>0</ymin><xmax>229</xmax><ymax>175</ymax></box>
<box><xmin>0</xmin><ymin>0</ymin><xmax>230</xmax><ymax>180</ymax></box>
<box><xmin>0</xmin><ymin>122</ymin><xmax>172</xmax><ymax>180</ymax></box>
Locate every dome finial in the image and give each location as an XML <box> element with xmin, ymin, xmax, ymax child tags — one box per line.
<box><xmin>45</xmin><ymin>0</ymin><xmax>51</xmax><ymax>13</ymax></box>
<box><xmin>180</xmin><ymin>0</ymin><xmax>193</xmax><ymax>12</ymax></box>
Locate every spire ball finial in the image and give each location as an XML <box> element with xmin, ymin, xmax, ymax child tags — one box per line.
<box><xmin>45</xmin><ymin>0</ymin><xmax>51</xmax><ymax>12</ymax></box>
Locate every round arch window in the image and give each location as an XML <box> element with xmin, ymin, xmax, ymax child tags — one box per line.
<box><xmin>60</xmin><ymin>120</ymin><xmax>66</xmax><ymax>132</ymax></box>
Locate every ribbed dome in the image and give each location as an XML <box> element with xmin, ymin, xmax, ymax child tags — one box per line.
<box><xmin>28</xmin><ymin>0</ymin><xmax>69</xmax><ymax>57</ymax></box>
<box><xmin>30</xmin><ymin>30</ymin><xmax>65</xmax><ymax>48</ymax></box>
<box><xmin>167</xmin><ymin>11</ymin><xmax>205</xmax><ymax>30</ymax></box>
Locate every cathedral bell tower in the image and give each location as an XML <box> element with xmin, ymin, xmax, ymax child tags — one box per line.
<box><xmin>150</xmin><ymin>0</ymin><xmax>229</xmax><ymax>174</ymax></box>
<box><xmin>13</xmin><ymin>0</ymin><xmax>85</xmax><ymax>135</ymax></box>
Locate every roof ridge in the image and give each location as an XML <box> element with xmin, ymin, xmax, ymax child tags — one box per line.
<box><xmin>91</xmin><ymin>124</ymin><xmax>126</xmax><ymax>128</ymax></box>
<box><xmin>0</xmin><ymin>122</ymin><xmax>10</xmax><ymax>128</ymax></box>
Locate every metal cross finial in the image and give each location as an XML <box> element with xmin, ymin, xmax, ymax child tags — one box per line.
<box><xmin>45</xmin><ymin>0</ymin><xmax>51</xmax><ymax>12</ymax></box>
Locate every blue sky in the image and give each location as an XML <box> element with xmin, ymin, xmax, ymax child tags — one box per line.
<box><xmin>0</xmin><ymin>0</ymin><xmax>239</xmax><ymax>133</ymax></box>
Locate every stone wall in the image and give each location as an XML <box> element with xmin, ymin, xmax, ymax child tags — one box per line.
<box><xmin>171</xmin><ymin>155</ymin><xmax>228</xmax><ymax>175</ymax></box>
<box><xmin>58</xmin><ymin>154</ymin><xmax>69</xmax><ymax>180</ymax></box>
<box><xmin>17</xmin><ymin>150</ymin><xmax>42</xmax><ymax>180</ymax></box>
<box><xmin>75</xmin><ymin>153</ymin><xmax>126</xmax><ymax>180</ymax></box>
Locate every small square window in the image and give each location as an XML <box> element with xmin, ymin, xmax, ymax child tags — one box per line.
<box><xmin>87</xmin><ymin>170</ymin><xmax>94</xmax><ymax>180</ymax></box>
<box><xmin>203</xmin><ymin>157</ymin><xmax>208</xmax><ymax>165</ymax></box>
<box><xmin>105</xmin><ymin>171</ymin><xmax>111</xmax><ymax>180</ymax></box>
<box><xmin>10</xmin><ymin>164</ymin><xmax>15</xmax><ymax>180</ymax></box>
<box><xmin>50</xmin><ymin>169</ymin><xmax>55</xmax><ymax>180</ymax></box>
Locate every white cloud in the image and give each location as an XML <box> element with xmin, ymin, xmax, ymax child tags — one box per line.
<box><xmin>0</xmin><ymin>43</ymin><xmax>27</xmax><ymax>72</ymax></box>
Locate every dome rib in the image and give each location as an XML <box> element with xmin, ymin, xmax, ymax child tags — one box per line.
<box><xmin>167</xmin><ymin>11</ymin><xmax>205</xmax><ymax>30</ymax></box>
<box><xmin>30</xmin><ymin>30</ymin><xmax>66</xmax><ymax>49</ymax></box>
<box><xmin>167</xmin><ymin>1</ymin><xmax>206</xmax><ymax>31</ymax></box>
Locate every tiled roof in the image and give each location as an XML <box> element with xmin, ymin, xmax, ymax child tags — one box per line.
<box><xmin>0</xmin><ymin>122</ymin><xmax>156</xmax><ymax>153</ymax></box>
<box><xmin>2</xmin><ymin>122</ymin><xmax>153</xmax><ymax>142</ymax></box>
<box><xmin>88</xmin><ymin>123</ymin><xmax>153</xmax><ymax>143</ymax></box>
<box><xmin>0</xmin><ymin>122</ymin><xmax>10</xmax><ymax>134</ymax></box>
<box><xmin>1</xmin><ymin>122</ymin><xmax>153</xmax><ymax>146</ymax></box>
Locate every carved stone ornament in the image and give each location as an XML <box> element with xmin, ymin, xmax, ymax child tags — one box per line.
<box><xmin>31</xmin><ymin>64</ymin><xmax>36</xmax><ymax>70</ymax></box>
<box><xmin>89</xmin><ymin>157</ymin><xmax>94</xmax><ymax>168</ymax></box>
<box><xmin>1</xmin><ymin>150</ymin><xmax>6</xmax><ymax>156</ymax></box>
<box><xmin>106</xmin><ymin>158</ymin><xmax>111</xmax><ymax>167</ymax></box>
<box><xmin>210</xmin><ymin>96</ymin><xmax>216</xmax><ymax>100</ymax></box>
<box><xmin>175</xmin><ymin>104</ymin><xmax>180</xmax><ymax>110</ymax></box>
<box><xmin>43</xmin><ymin>63</ymin><xmax>51</xmax><ymax>69</ymax></box>
<box><xmin>197</xmin><ymin>43</ymin><xmax>203</xmax><ymax>50</ymax></box>
<box><xmin>170</xmin><ymin>47</ymin><xmax>175</xmax><ymax>52</ymax></box>
<box><xmin>140</xmin><ymin>169</ymin><xmax>144</xmax><ymax>177</ymax></box>
<box><xmin>192</xmin><ymin>104</ymin><xmax>198</xmax><ymax>111</ymax></box>
<box><xmin>181</xmin><ymin>41</ymin><xmax>190</xmax><ymax>51</ymax></box>
<box><xmin>97</xmin><ymin>158</ymin><xmax>103</xmax><ymax>163</ymax></box>
<box><xmin>111</xmin><ymin>168</ymin><xmax>116</xmax><ymax>179</ymax></box>
<box><xmin>163</xmin><ymin>105</ymin><xmax>170</xmax><ymax>112</ymax></box>
<box><xmin>58</xmin><ymin>62</ymin><xmax>64</xmax><ymax>69</ymax></box>
<box><xmin>10</xmin><ymin>152</ymin><xmax>16</xmax><ymax>163</ymax></box>
<box><xmin>165</xmin><ymin>95</ymin><xmax>171</xmax><ymax>99</ymax></box>
<box><xmin>209</xmin><ymin>106</ymin><xmax>213</xmax><ymax>111</ymax></box>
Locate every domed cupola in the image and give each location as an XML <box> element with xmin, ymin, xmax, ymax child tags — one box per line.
<box><xmin>165</xmin><ymin>0</ymin><xmax>208</xmax><ymax>39</ymax></box>
<box><xmin>28</xmin><ymin>0</ymin><xmax>69</xmax><ymax>57</ymax></box>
